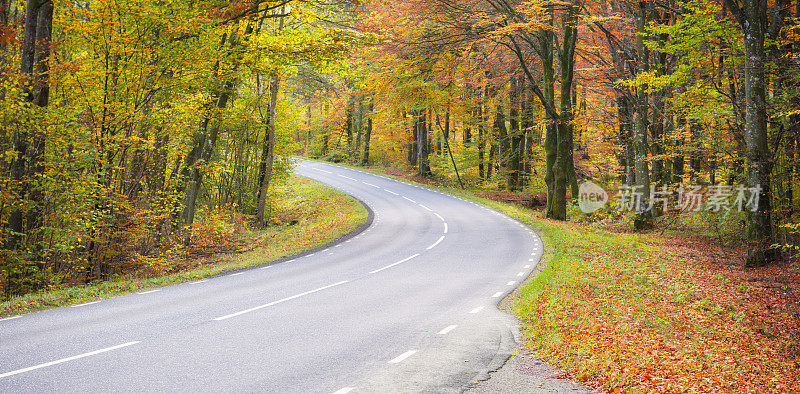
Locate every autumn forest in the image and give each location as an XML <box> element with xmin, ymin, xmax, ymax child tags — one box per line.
<box><xmin>2</xmin><ymin>0</ymin><xmax>800</xmax><ymax>389</ymax></box>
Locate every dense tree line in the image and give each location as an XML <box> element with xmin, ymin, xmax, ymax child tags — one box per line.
<box><xmin>303</xmin><ymin>0</ymin><xmax>800</xmax><ymax>266</ymax></box>
<box><xmin>0</xmin><ymin>0</ymin><xmax>362</xmax><ymax>298</ymax></box>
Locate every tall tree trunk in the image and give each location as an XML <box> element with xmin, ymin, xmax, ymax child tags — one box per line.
<box><xmin>345</xmin><ymin>97</ymin><xmax>354</xmax><ymax>159</ymax></box>
<box><xmin>508</xmin><ymin>77</ymin><xmax>521</xmax><ymax>191</ymax></box>
<box><xmin>478</xmin><ymin>103</ymin><xmax>486</xmax><ymax>180</ymax></box>
<box><xmin>256</xmin><ymin>74</ymin><xmax>280</xmax><ymax>227</ymax></box>
<box><xmin>355</xmin><ymin>98</ymin><xmax>363</xmax><ymax>161</ymax></box>
<box><xmin>407</xmin><ymin>110</ymin><xmax>417</xmax><ymax>166</ymax></box>
<box><xmin>724</xmin><ymin>0</ymin><xmax>775</xmax><ymax>265</ymax></box>
<box><xmin>415</xmin><ymin>108</ymin><xmax>431</xmax><ymax>176</ymax></box>
<box><xmin>7</xmin><ymin>0</ymin><xmax>52</xmax><ymax>251</ymax></box>
<box><xmin>633</xmin><ymin>0</ymin><xmax>652</xmax><ymax>229</ymax></box>
<box><xmin>539</xmin><ymin>12</ymin><xmax>558</xmax><ymax>218</ymax></box>
<box><xmin>495</xmin><ymin>102</ymin><xmax>507</xmax><ymax>187</ymax></box>
<box><xmin>362</xmin><ymin>99</ymin><xmax>373</xmax><ymax>165</ymax></box>
<box><xmin>551</xmin><ymin>1</ymin><xmax>578</xmax><ymax>220</ymax></box>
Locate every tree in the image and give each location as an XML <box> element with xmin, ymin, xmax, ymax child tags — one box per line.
<box><xmin>723</xmin><ymin>0</ymin><xmax>787</xmax><ymax>265</ymax></box>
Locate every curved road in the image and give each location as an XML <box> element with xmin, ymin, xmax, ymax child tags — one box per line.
<box><xmin>0</xmin><ymin>160</ymin><xmax>543</xmax><ymax>393</ymax></box>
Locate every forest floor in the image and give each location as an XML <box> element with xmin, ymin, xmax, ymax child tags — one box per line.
<box><xmin>355</xmin><ymin>163</ymin><xmax>800</xmax><ymax>393</ymax></box>
<box><xmin>0</xmin><ymin>175</ymin><xmax>367</xmax><ymax>318</ymax></box>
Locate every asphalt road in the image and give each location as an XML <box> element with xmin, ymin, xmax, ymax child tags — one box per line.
<box><xmin>0</xmin><ymin>160</ymin><xmax>544</xmax><ymax>393</ymax></box>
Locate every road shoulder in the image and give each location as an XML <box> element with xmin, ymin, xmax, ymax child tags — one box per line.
<box><xmin>466</xmin><ymin>229</ymin><xmax>591</xmax><ymax>393</ymax></box>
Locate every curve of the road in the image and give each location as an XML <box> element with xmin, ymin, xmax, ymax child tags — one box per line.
<box><xmin>0</xmin><ymin>160</ymin><xmax>544</xmax><ymax>393</ymax></box>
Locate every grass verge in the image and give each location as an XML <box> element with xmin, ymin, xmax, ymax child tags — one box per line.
<box><xmin>0</xmin><ymin>174</ymin><xmax>367</xmax><ymax>318</ymax></box>
<box><xmin>334</xmin><ymin>161</ymin><xmax>799</xmax><ymax>392</ymax></box>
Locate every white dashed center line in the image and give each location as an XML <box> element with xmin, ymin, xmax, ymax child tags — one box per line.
<box><xmin>370</xmin><ymin>254</ymin><xmax>420</xmax><ymax>274</ymax></box>
<box><xmin>213</xmin><ymin>281</ymin><xmax>349</xmax><ymax>321</ymax></box>
<box><xmin>388</xmin><ymin>350</ymin><xmax>417</xmax><ymax>364</ymax></box>
<box><xmin>433</xmin><ymin>212</ymin><xmax>445</xmax><ymax>221</ymax></box>
<box><xmin>437</xmin><ymin>325</ymin><xmax>458</xmax><ymax>335</ymax></box>
<box><xmin>418</xmin><ymin>204</ymin><xmax>433</xmax><ymax>211</ymax></box>
<box><xmin>0</xmin><ymin>341</ymin><xmax>140</xmax><ymax>379</ymax></box>
<box><xmin>469</xmin><ymin>306</ymin><xmax>484</xmax><ymax>314</ymax></box>
<box><xmin>402</xmin><ymin>196</ymin><xmax>417</xmax><ymax>203</ymax></box>
<box><xmin>332</xmin><ymin>387</ymin><xmax>355</xmax><ymax>394</ymax></box>
<box><xmin>443</xmin><ymin>222</ymin><xmax>448</xmax><ymax>234</ymax></box>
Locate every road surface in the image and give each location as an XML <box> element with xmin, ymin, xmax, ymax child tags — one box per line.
<box><xmin>0</xmin><ymin>160</ymin><xmax>544</xmax><ymax>393</ymax></box>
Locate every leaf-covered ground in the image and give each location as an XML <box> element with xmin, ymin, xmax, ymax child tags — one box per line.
<box><xmin>510</xmin><ymin>216</ymin><xmax>799</xmax><ymax>392</ymax></box>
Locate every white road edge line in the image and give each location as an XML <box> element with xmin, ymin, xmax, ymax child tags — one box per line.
<box><xmin>469</xmin><ymin>306</ymin><xmax>484</xmax><ymax>314</ymax></box>
<box><xmin>0</xmin><ymin>341</ymin><xmax>140</xmax><ymax>379</ymax></box>
<box><xmin>370</xmin><ymin>254</ymin><xmax>420</xmax><ymax>274</ymax></box>
<box><xmin>427</xmin><ymin>236</ymin><xmax>445</xmax><ymax>250</ymax></box>
<box><xmin>388</xmin><ymin>350</ymin><xmax>418</xmax><ymax>364</ymax></box>
<box><xmin>71</xmin><ymin>301</ymin><xmax>100</xmax><ymax>308</ymax></box>
<box><xmin>516</xmin><ymin>272</ymin><xmax>525</xmax><ymax>277</ymax></box>
<box><xmin>437</xmin><ymin>325</ymin><xmax>458</xmax><ymax>335</ymax></box>
<box><xmin>188</xmin><ymin>280</ymin><xmax>208</xmax><ymax>285</ymax></box>
<box><xmin>492</xmin><ymin>292</ymin><xmax>504</xmax><ymax>298</ymax></box>
<box><xmin>213</xmin><ymin>281</ymin><xmax>349</xmax><ymax>321</ymax></box>
<box><xmin>331</xmin><ymin>387</ymin><xmax>356</xmax><ymax>394</ymax></box>
<box><xmin>230</xmin><ymin>272</ymin><xmax>244</xmax><ymax>277</ymax></box>
<box><xmin>137</xmin><ymin>289</ymin><xmax>160</xmax><ymax>295</ymax></box>
<box><xmin>507</xmin><ymin>281</ymin><xmax>516</xmax><ymax>286</ymax></box>
<box><xmin>0</xmin><ymin>316</ymin><xmax>20</xmax><ymax>322</ymax></box>
<box><xmin>402</xmin><ymin>196</ymin><xmax>417</xmax><ymax>203</ymax></box>
<box><xmin>524</xmin><ymin>265</ymin><xmax>531</xmax><ymax>269</ymax></box>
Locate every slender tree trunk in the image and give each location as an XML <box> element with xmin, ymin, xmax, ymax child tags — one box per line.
<box><xmin>345</xmin><ymin>97</ymin><xmax>354</xmax><ymax>158</ymax></box>
<box><xmin>407</xmin><ymin>110</ymin><xmax>417</xmax><ymax>166</ymax></box>
<box><xmin>355</xmin><ymin>98</ymin><xmax>363</xmax><ymax>161</ymax></box>
<box><xmin>495</xmin><ymin>102</ymin><xmax>507</xmax><ymax>187</ymax></box>
<box><xmin>478</xmin><ymin>104</ymin><xmax>486</xmax><ymax>180</ymax></box>
<box><xmin>509</xmin><ymin>77</ymin><xmax>521</xmax><ymax>191</ymax></box>
<box><xmin>633</xmin><ymin>1</ymin><xmax>652</xmax><ymax>229</ymax></box>
<box><xmin>552</xmin><ymin>1</ymin><xmax>578</xmax><ymax>219</ymax></box>
<box><xmin>540</xmin><ymin>13</ymin><xmax>558</xmax><ymax>218</ymax></box>
<box><xmin>415</xmin><ymin>108</ymin><xmax>431</xmax><ymax>176</ymax></box>
<box><xmin>256</xmin><ymin>74</ymin><xmax>280</xmax><ymax>226</ymax></box>
<box><xmin>729</xmin><ymin>0</ymin><xmax>775</xmax><ymax>265</ymax></box>
<box><xmin>362</xmin><ymin>99</ymin><xmax>373</xmax><ymax>165</ymax></box>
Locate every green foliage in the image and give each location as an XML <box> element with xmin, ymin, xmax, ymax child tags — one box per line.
<box><xmin>0</xmin><ymin>0</ymin><xmax>358</xmax><ymax>299</ymax></box>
